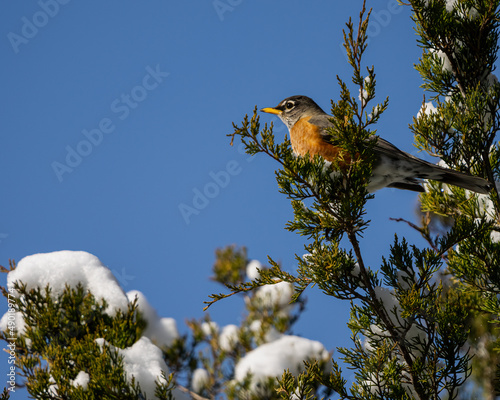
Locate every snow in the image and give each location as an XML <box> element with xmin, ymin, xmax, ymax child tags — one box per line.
<box><xmin>249</xmin><ymin>320</ymin><xmax>282</xmax><ymax>343</ymax></box>
<box><xmin>252</xmin><ymin>281</ymin><xmax>294</xmax><ymax>310</ymax></box>
<box><xmin>474</xmin><ymin>182</ymin><xmax>500</xmax><ymax>243</ymax></box>
<box><xmin>219</xmin><ymin>324</ymin><xmax>240</xmax><ymax>352</ymax></box>
<box><xmin>201</xmin><ymin>321</ymin><xmax>219</xmax><ymax>336</ymax></box>
<box><xmin>431</xmin><ymin>49</ymin><xmax>453</xmax><ymax>73</ymax></box>
<box><xmin>351</xmin><ymin>262</ymin><xmax>361</xmax><ymax>277</ymax></box>
<box><xmin>191</xmin><ymin>368</ymin><xmax>209</xmax><ymax>393</ymax></box>
<box><xmin>96</xmin><ymin>337</ymin><xmax>188</xmax><ymax>400</ymax></box>
<box><xmin>374</xmin><ymin>286</ymin><xmax>402</xmax><ymax>326</ymax></box>
<box><xmin>396</xmin><ymin>270</ymin><xmax>412</xmax><ymax>290</ymax></box>
<box><xmin>127</xmin><ymin>290</ymin><xmax>179</xmax><ymax>348</ymax></box>
<box><xmin>1</xmin><ymin>251</ymin><xmax>180</xmax><ymax>348</ymax></box>
<box><xmin>4</xmin><ymin>251</ymin><xmax>128</xmax><ymax>316</ymax></box>
<box><xmin>121</xmin><ymin>337</ymin><xmax>189</xmax><ymax>399</ymax></box>
<box><xmin>71</xmin><ymin>371</ymin><xmax>90</xmax><ymax>389</ymax></box>
<box><xmin>485</xmin><ymin>73</ymin><xmax>498</xmax><ymax>88</ymax></box>
<box><xmin>48</xmin><ymin>376</ymin><xmax>58</xmax><ymax>396</ymax></box>
<box><xmin>445</xmin><ymin>0</ymin><xmax>457</xmax><ymax>12</ymax></box>
<box><xmin>95</xmin><ymin>337</ymin><xmax>107</xmax><ymax>349</ymax></box>
<box><xmin>120</xmin><ymin>337</ymin><xmax>170</xmax><ymax>397</ymax></box>
<box><xmin>234</xmin><ymin>335</ymin><xmax>329</xmax><ymax>395</ymax></box>
<box><xmin>0</xmin><ymin>250</ymin><xmax>332</xmax><ymax>398</ymax></box>
<box><xmin>0</xmin><ymin>307</ymin><xmax>26</xmax><ymax>336</ymax></box>
<box><xmin>369</xmin><ymin>104</ymin><xmax>382</xmax><ymax>120</ymax></box>
<box><xmin>373</xmin><ymin>286</ymin><xmax>427</xmax><ymax>342</ymax></box>
<box><xmin>0</xmin><ymin>250</ymin><xmax>187</xmax><ymax>399</ymax></box>
<box><xmin>246</xmin><ymin>259</ymin><xmax>262</xmax><ymax>280</ymax></box>
<box><xmin>478</xmin><ymin>183</ymin><xmax>499</xmax><ymax>220</ymax></box>
<box><xmin>491</xmin><ymin>230</ymin><xmax>500</xmax><ymax>243</ymax></box>
<box><xmin>364</xmin><ymin>286</ymin><xmax>427</xmax><ymax>397</ymax></box>
<box><xmin>444</xmin><ymin>0</ymin><xmax>479</xmax><ymax>18</ymax></box>
<box><xmin>417</xmin><ymin>101</ymin><xmax>437</xmax><ymax>118</ymax></box>
<box><xmin>359</xmin><ymin>76</ymin><xmax>371</xmax><ymax>106</ymax></box>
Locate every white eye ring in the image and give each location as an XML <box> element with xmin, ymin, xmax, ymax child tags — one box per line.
<box><xmin>285</xmin><ymin>101</ymin><xmax>295</xmax><ymax>110</ymax></box>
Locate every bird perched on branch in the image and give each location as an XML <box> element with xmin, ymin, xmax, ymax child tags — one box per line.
<box><xmin>261</xmin><ymin>95</ymin><xmax>492</xmax><ymax>194</ymax></box>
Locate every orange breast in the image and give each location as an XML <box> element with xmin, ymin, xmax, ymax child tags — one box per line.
<box><xmin>290</xmin><ymin>117</ymin><xmax>351</xmax><ymax>167</ymax></box>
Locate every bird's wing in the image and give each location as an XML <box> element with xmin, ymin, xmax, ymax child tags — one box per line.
<box><xmin>308</xmin><ymin>114</ymin><xmax>426</xmax><ymax>164</ymax></box>
<box><xmin>306</xmin><ymin>114</ymin><xmax>492</xmax><ymax>193</ymax></box>
<box><xmin>373</xmin><ymin>137</ymin><xmax>418</xmax><ymax>161</ymax></box>
<box><xmin>306</xmin><ymin>114</ymin><xmax>335</xmax><ymax>140</ymax></box>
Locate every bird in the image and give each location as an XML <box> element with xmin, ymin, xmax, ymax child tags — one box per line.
<box><xmin>261</xmin><ymin>95</ymin><xmax>492</xmax><ymax>194</ymax></box>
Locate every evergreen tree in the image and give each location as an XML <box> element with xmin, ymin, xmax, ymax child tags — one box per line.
<box><xmin>3</xmin><ymin>1</ymin><xmax>500</xmax><ymax>399</ymax></box>
<box><xmin>219</xmin><ymin>0</ymin><xmax>500</xmax><ymax>398</ymax></box>
<box><xmin>0</xmin><ymin>246</ymin><xmax>325</xmax><ymax>399</ymax></box>
<box><xmin>0</xmin><ymin>259</ymin><xmax>175</xmax><ymax>399</ymax></box>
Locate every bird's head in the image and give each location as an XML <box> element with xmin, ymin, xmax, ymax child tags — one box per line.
<box><xmin>261</xmin><ymin>95</ymin><xmax>325</xmax><ymax>129</ymax></box>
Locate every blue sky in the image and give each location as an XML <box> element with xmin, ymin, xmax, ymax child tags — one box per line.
<box><xmin>1</xmin><ymin>1</ymin><xmax>433</xmax><ymax>397</ymax></box>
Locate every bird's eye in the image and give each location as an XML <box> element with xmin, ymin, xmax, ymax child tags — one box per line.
<box><xmin>285</xmin><ymin>101</ymin><xmax>295</xmax><ymax>110</ymax></box>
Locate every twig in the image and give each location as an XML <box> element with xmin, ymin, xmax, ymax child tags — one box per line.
<box><xmin>177</xmin><ymin>385</ymin><xmax>210</xmax><ymax>400</ymax></box>
<box><xmin>389</xmin><ymin>217</ymin><xmax>443</xmax><ymax>258</ymax></box>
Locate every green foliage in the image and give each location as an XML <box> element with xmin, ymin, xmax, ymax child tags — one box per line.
<box><xmin>212</xmin><ymin>245</ymin><xmax>248</xmax><ymax>285</ymax></box>
<box><xmin>229</xmin><ymin>4</ymin><xmax>389</xmax><ymax>246</ymax></box>
<box><xmin>2</xmin><ymin>1</ymin><xmax>500</xmax><ymax>399</ymax></box>
<box><xmin>193</xmin><ymin>245</ymin><xmax>311</xmax><ymax>398</ymax></box>
<box><xmin>0</xmin><ymin>244</ymin><xmax>313</xmax><ymax>400</ymax></box>
<box><xmin>0</xmin><ymin>276</ymin><xmax>176</xmax><ymax>399</ymax></box>
<box><xmin>406</xmin><ymin>3</ymin><xmax>500</xmax><ymax>395</ymax></box>
<box><xmin>276</xmin><ymin>362</ymin><xmax>334</xmax><ymax>400</ymax></box>
<box><xmin>220</xmin><ymin>0</ymin><xmax>500</xmax><ymax>399</ymax></box>
<box><xmin>410</xmin><ymin>0</ymin><xmax>500</xmax><ymax>185</ymax></box>
<box><xmin>154</xmin><ymin>372</ymin><xmax>176</xmax><ymax>400</ymax></box>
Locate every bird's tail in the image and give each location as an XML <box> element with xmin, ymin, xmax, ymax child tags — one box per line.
<box><xmin>426</xmin><ymin>165</ymin><xmax>493</xmax><ymax>194</ymax></box>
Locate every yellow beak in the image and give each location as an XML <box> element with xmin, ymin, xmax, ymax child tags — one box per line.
<box><xmin>260</xmin><ymin>107</ymin><xmax>282</xmax><ymax>115</ymax></box>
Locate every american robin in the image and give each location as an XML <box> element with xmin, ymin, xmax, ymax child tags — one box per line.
<box><xmin>261</xmin><ymin>95</ymin><xmax>492</xmax><ymax>194</ymax></box>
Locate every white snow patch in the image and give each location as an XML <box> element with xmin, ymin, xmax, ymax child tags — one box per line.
<box><xmin>121</xmin><ymin>337</ymin><xmax>168</xmax><ymax>396</ymax></box>
<box><xmin>192</xmin><ymin>368</ymin><xmax>209</xmax><ymax>393</ymax></box>
<box><xmin>445</xmin><ymin>0</ymin><xmax>457</xmax><ymax>12</ymax></box>
<box><xmin>374</xmin><ymin>286</ymin><xmax>402</xmax><ymax>326</ymax></box>
<box><xmin>201</xmin><ymin>321</ymin><xmax>219</xmax><ymax>336</ymax></box>
<box><xmin>127</xmin><ymin>290</ymin><xmax>178</xmax><ymax>348</ymax></box>
<box><xmin>234</xmin><ymin>335</ymin><xmax>329</xmax><ymax>395</ymax></box>
<box><xmin>48</xmin><ymin>376</ymin><xmax>59</xmax><ymax>397</ymax></box>
<box><xmin>120</xmin><ymin>337</ymin><xmax>188</xmax><ymax>399</ymax></box>
<box><xmin>4</xmin><ymin>251</ymin><xmax>128</xmax><ymax>316</ymax></box>
<box><xmin>71</xmin><ymin>371</ymin><xmax>90</xmax><ymax>389</ymax></box>
<box><xmin>246</xmin><ymin>260</ymin><xmax>262</xmax><ymax>280</ymax></box>
<box><xmin>0</xmin><ymin>308</ymin><xmax>26</xmax><ymax>336</ymax></box>
<box><xmin>358</xmin><ymin>76</ymin><xmax>371</xmax><ymax>106</ymax></box>
<box><xmin>253</xmin><ymin>281</ymin><xmax>294</xmax><ymax>309</ymax></box>
<box><xmin>219</xmin><ymin>324</ymin><xmax>240</xmax><ymax>352</ymax></box>
<box><xmin>417</xmin><ymin>101</ymin><xmax>437</xmax><ymax>118</ymax></box>
<box><xmin>249</xmin><ymin>320</ymin><xmax>282</xmax><ymax>343</ymax></box>
<box><xmin>430</xmin><ymin>48</ymin><xmax>453</xmax><ymax>72</ymax></box>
